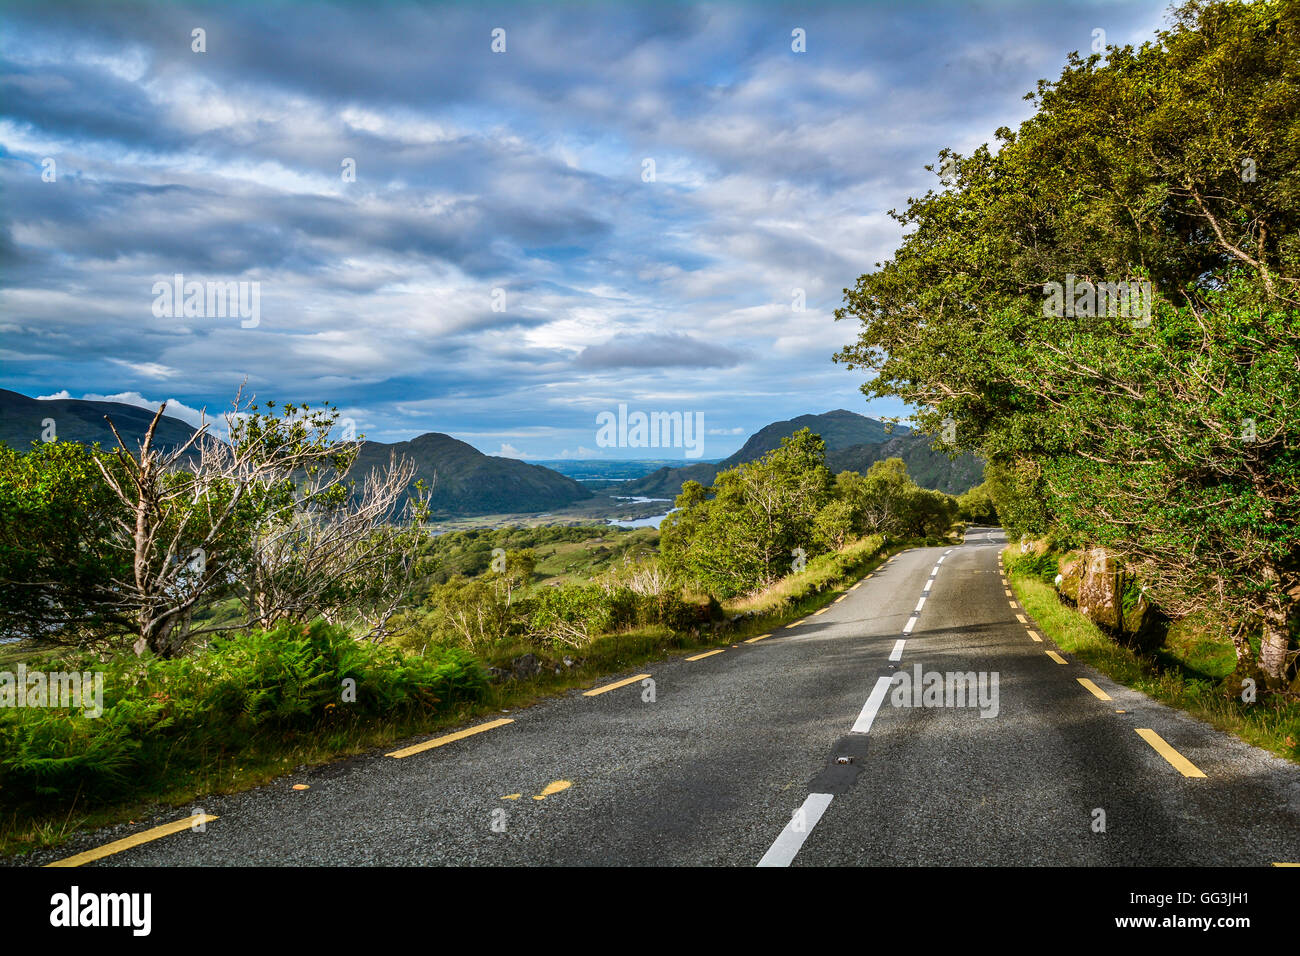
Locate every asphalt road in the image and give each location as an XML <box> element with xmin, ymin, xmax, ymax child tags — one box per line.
<box><xmin>30</xmin><ymin>527</ymin><xmax>1300</xmax><ymax>866</ymax></box>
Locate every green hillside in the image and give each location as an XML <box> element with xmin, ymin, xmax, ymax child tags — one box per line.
<box><xmin>0</xmin><ymin>388</ymin><xmax>199</xmax><ymax>452</ymax></box>
<box><xmin>351</xmin><ymin>432</ymin><xmax>592</xmax><ymax>517</ymax></box>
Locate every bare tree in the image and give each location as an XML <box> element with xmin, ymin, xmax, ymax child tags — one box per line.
<box><xmin>94</xmin><ymin>387</ymin><xmax>421</xmax><ymax>656</ymax></box>
<box><xmin>243</xmin><ymin>452</ymin><xmax>432</xmax><ymax>639</ymax></box>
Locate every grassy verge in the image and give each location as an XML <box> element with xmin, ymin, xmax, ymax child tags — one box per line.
<box><xmin>0</xmin><ymin>531</ymin><xmax>940</xmax><ymax>858</ymax></box>
<box><xmin>1004</xmin><ymin>549</ymin><xmax>1300</xmax><ymax>764</ymax></box>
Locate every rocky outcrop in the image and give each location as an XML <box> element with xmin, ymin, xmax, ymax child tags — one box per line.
<box><xmin>1057</xmin><ymin>547</ymin><xmax>1161</xmax><ymax>644</ymax></box>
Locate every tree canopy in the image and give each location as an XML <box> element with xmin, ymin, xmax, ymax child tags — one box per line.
<box><xmin>835</xmin><ymin>0</ymin><xmax>1300</xmax><ymax>682</ymax></box>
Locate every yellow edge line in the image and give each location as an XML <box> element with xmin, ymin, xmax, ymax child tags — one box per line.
<box><xmin>1015</xmin><ymin>614</ymin><xmax>1028</xmax><ymax>624</ymax></box>
<box><xmin>813</xmin><ymin>607</ymin><xmax>828</xmax><ymax>616</ymax></box>
<box><xmin>834</xmin><ymin>594</ymin><xmax>848</xmax><ymax>603</ymax></box>
<box><xmin>1045</xmin><ymin>650</ymin><xmax>1068</xmax><ymax>664</ymax></box>
<box><xmin>685</xmin><ymin>649</ymin><xmax>725</xmax><ymax>661</ymax></box>
<box><xmin>1273</xmin><ymin>862</ymin><xmax>1300</xmax><ymax>866</ymax></box>
<box><xmin>46</xmin><ymin>814</ymin><xmax>219</xmax><ymax>867</ymax></box>
<box><xmin>1136</xmin><ymin>728</ymin><xmax>1206</xmax><ymax>778</ymax></box>
<box><xmin>387</xmin><ymin>717</ymin><xmax>513</xmax><ymax>758</ymax></box>
<box><xmin>583</xmin><ymin>673</ymin><xmax>651</xmax><ymax>697</ymax></box>
<box><xmin>744</xmin><ymin>633</ymin><xmax>772</xmax><ymax>644</ymax></box>
<box><xmin>1077</xmin><ymin>677</ymin><xmax>1112</xmax><ymax>701</ymax></box>
<box><xmin>785</xmin><ymin>620</ymin><xmax>803</xmax><ymax>629</ymax></box>
<box><xmin>1027</xmin><ymin>630</ymin><xmax>1043</xmax><ymax>642</ymax></box>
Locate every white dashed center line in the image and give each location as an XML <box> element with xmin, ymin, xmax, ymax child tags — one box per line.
<box><xmin>852</xmin><ymin>675</ymin><xmax>895</xmax><ymax>733</ymax></box>
<box><xmin>757</xmin><ymin>546</ymin><xmax>948</xmax><ymax>867</ymax></box>
<box><xmin>757</xmin><ymin>793</ymin><xmax>835</xmax><ymax>867</ymax></box>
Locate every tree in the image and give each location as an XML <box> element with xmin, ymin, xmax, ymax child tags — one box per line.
<box><xmin>0</xmin><ymin>441</ymin><xmax>132</xmax><ymax>642</ymax></box>
<box><xmin>956</xmin><ymin>479</ymin><xmax>999</xmax><ymax>526</ymax></box>
<box><xmin>834</xmin><ymin>0</ymin><xmax>1300</xmax><ymax>684</ymax></box>
<box><xmin>661</xmin><ymin>429</ymin><xmax>834</xmax><ymax>596</ymax></box>
<box><xmin>243</xmin><ymin>452</ymin><xmax>431</xmax><ymax>641</ymax></box>
<box><xmin>93</xmin><ymin>388</ymin><xmax>420</xmax><ymax>656</ymax></box>
<box><xmin>421</xmin><ymin>576</ymin><xmax>515</xmax><ymax>652</ymax></box>
<box><xmin>813</xmin><ymin>498</ymin><xmax>857</xmax><ymax>551</ymax></box>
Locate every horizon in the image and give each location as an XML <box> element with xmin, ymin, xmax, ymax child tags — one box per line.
<box><xmin>8</xmin><ymin>386</ymin><xmax>913</xmax><ymax>461</ymax></box>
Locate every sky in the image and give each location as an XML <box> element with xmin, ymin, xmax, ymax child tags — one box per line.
<box><xmin>0</xmin><ymin>0</ymin><xmax>1171</xmax><ymax>460</ymax></box>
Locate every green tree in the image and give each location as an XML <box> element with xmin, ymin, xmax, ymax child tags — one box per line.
<box><xmin>956</xmin><ymin>479</ymin><xmax>999</xmax><ymax>526</ymax></box>
<box><xmin>661</xmin><ymin>429</ymin><xmax>834</xmax><ymax>596</ymax></box>
<box><xmin>834</xmin><ymin>0</ymin><xmax>1300</xmax><ymax>683</ymax></box>
<box><xmin>0</xmin><ymin>441</ymin><xmax>131</xmax><ymax>642</ymax></box>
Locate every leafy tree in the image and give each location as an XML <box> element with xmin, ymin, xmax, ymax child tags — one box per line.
<box><xmin>419</xmin><ymin>576</ymin><xmax>516</xmax><ymax>652</ymax></box>
<box><xmin>529</xmin><ymin>583</ymin><xmax>623</xmax><ymax>648</ymax></box>
<box><xmin>814</xmin><ymin>498</ymin><xmax>858</xmax><ymax>551</ymax></box>
<box><xmin>2</xmin><ymin>387</ymin><xmax>428</xmax><ymax>656</ymax></box>
<box><xmin>0</xmin><ymin>441</ymin><xmax>131</xmax><ymax>642</ymax></box>
<box><xmin>661</xmin><ymin>429</ymin><xmax>834</xmax><ymax>596</ymax></box>
<box><xmin>956</xmin><ymin>479</ymin><xmax>999</xmax><ymax>525</ymax></box>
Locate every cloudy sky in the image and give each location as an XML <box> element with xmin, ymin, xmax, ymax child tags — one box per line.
<box><xmin>1</xmin><ymin>0</ymin><xmax>1170</xmax><ymax>459</ymax></box>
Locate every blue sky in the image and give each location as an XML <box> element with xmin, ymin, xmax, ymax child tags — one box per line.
<box><xmin>1</xmin><ymin>0</ymin><xmax>1170</xmax><ymax>459</ymax></box>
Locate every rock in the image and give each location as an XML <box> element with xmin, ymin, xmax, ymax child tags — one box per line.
<box><xmin>485</xmin><ymin>666</ymin><xmax>508</xmax><ymax>683</ymax></box>
<box><xmin>508</xmin><ymin>653</ymin><xmax>541</xmax><ymax>680</ymax></box>
<box><xmin>1057</xmin><ymin>556</ymin><xmax>1083</xmax><ymax>604</ymax></box>
<box><xmin>1077</xmin><ymin>548</ymin><xmax>1122</xmax><ymax>631</ymax></box>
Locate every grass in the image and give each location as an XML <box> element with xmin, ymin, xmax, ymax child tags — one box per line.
<box><xmin>1004</xmin><ymin>548</ymin><xmax>1300</xmax><ymax>765</ymax></box>
<box><xmin>527</xmin><ymin>527</ymin><xmax>658</xmax><ymax>586</ymax></box>
<box><xmin>0</xmin><ymin>530</ymin><xmax>936</xmax><ymax>859</ymax></box>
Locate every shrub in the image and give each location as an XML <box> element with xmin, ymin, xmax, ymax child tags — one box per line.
<box><xmin>528</xmin><ymin>584</ymin><xmax>617</xmax><ymax>648</ymax></box>
<box><xmin>0</xmin><ymin>620</ymin><xmax>486</xmax><ymax>809</ymax></box>
<box><xmin>1006</xmin><ymin>550</ymin><xmax>1059</xmax><ymax>584</ymax></box>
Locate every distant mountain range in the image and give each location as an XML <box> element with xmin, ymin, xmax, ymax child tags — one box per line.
<box><xmin>0</xmin><ymin>389</ymin><xmax>591</xmax><ymax>518</ymax></box>
<box><xmin>0</xmin><ymin>391</ymin><xmax>983</xmax><ymax>516</ymax></box>
<box><xmin>622</xmin><ymin>409</ymin><xmax>982</xmax><ymax>497</ymax></box>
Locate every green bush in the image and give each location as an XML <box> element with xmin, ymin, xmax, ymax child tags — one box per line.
<box><xmin>0</xmin><ymin>620</ymin><xmax>486</xmax><ymax>808</ymax></box>
<box><xmin>529</xmin><ymin>584</ymin><xmax>617</xmax><ymax>648</ymax></box>
<box><xmin>1006</xmin><ymin>550</ymin><xmax>1059</xmax><ymax>584</ymax></box>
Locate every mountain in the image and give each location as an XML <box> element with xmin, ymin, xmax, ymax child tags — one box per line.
<box><xmin>351</xmin><ymin>433</ymin><xmax>591</xmax><ymax>517</ymax></box>
<box><xmin>0</xmin><ymin>388</ymin><xmax>200</xmax><ymax>451</ymax></box>
<box><xmin>827</xmin><ymin>436</ymin><xmax>984</xmax><ymax>494</ymax></box>
<box><xmin>720</xmin><ymin>409</ymin><xmax>907</xmax><ymax>465</ymax></box>
<box><xmin>0</xmin><ymin>389</ymin><xmax>590</xmax><ymax>517</ymax></box>
<box><xmin>622</xmin><ymin>409</ymin><xmax>982</xmax><ymax>498</ymax></box>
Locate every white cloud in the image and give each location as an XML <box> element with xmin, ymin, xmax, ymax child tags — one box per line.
<box><xmin>495</xmin><ymin>442</ymin><xmax>534</xmax><ymax>459</ymax></box>
<box><xmin>38</xmin><ymin>390</ymin><xmax>212</xmax><ymax>431</ymax></box>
